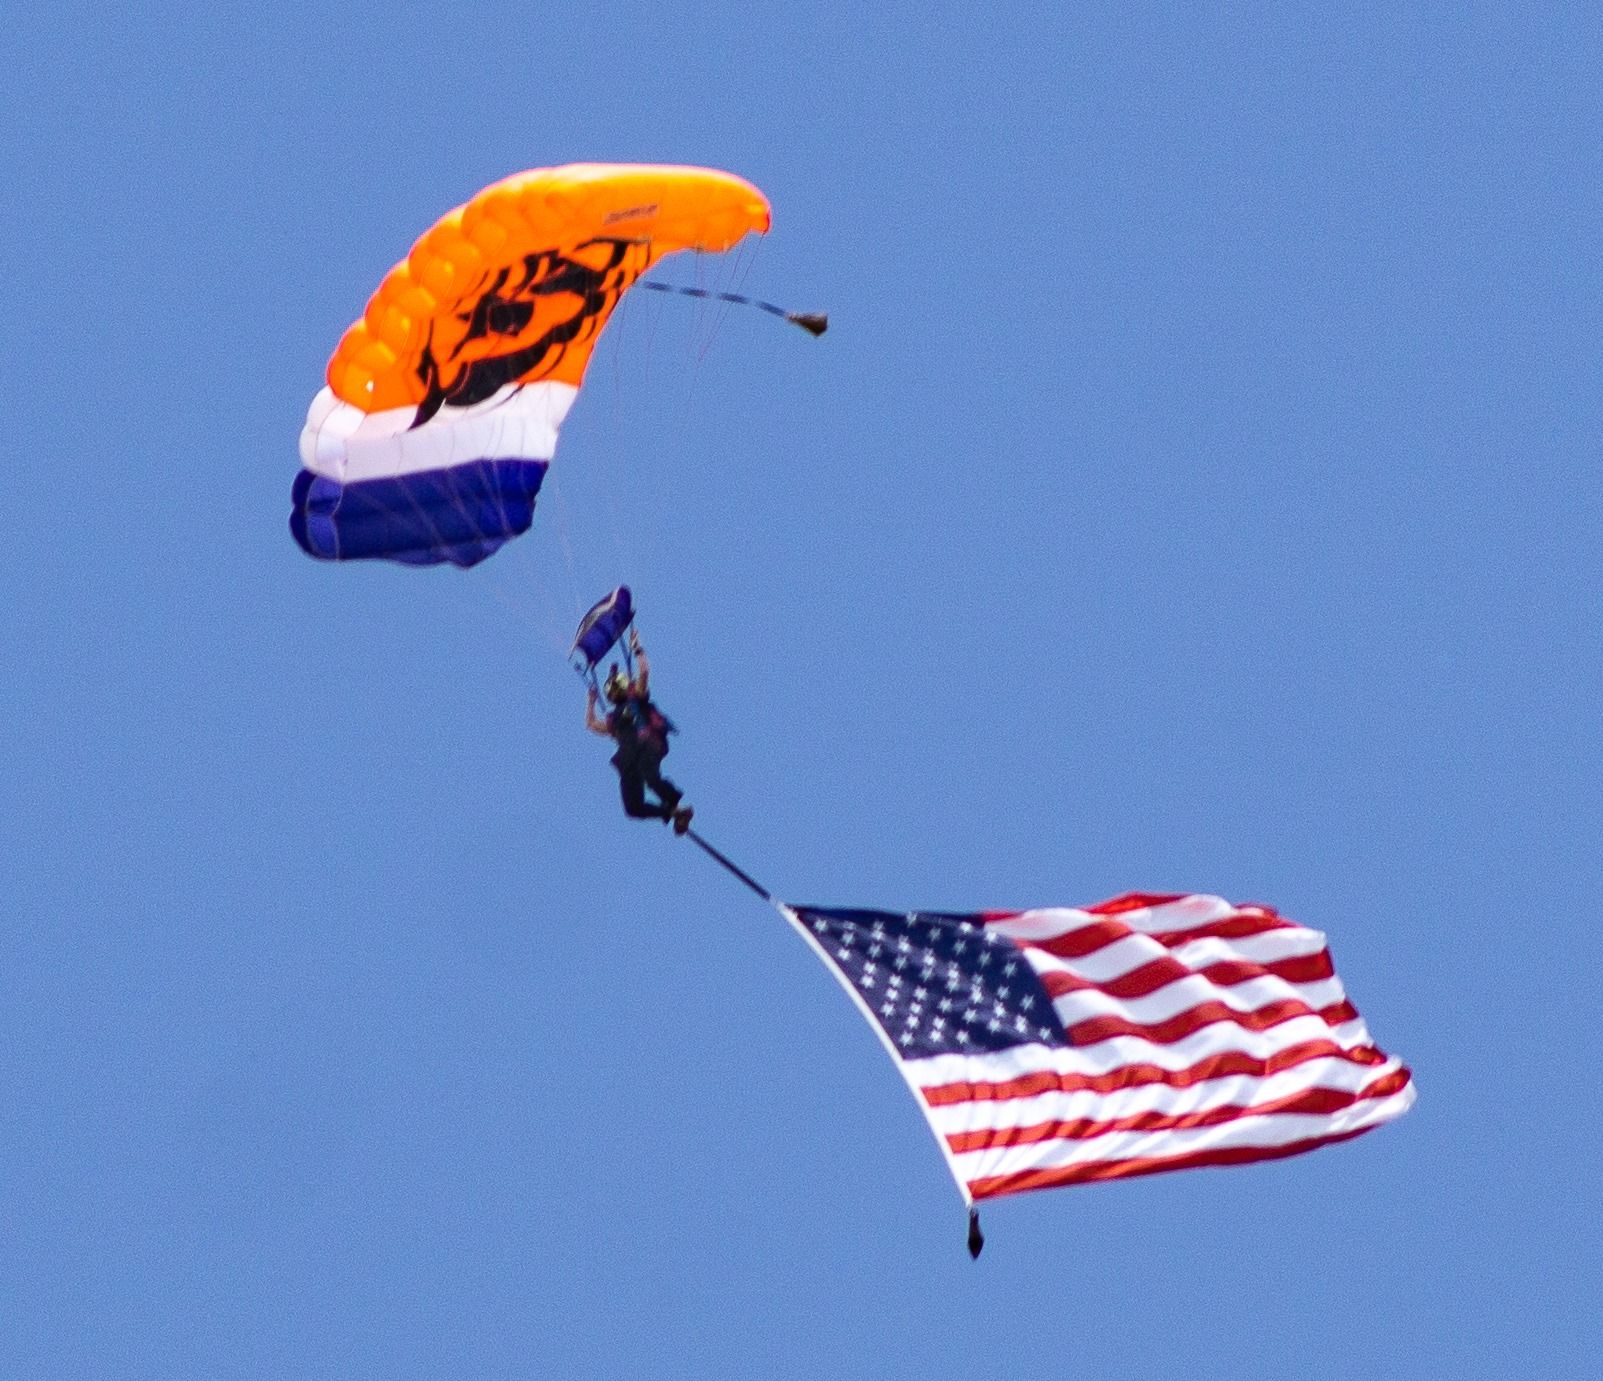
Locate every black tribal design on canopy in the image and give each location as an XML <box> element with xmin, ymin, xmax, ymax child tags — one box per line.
<box><xmin>411</xmin><ymin>237</ymin><xmax>646</xmax><ymax>428</ymax></box>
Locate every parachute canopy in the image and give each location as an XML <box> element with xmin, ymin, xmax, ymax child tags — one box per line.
<box><xmin>292</xmin><ymin>164</ymin><xmax>771</xmax><ymax>567</ymax></box>
<box><xmin>571</xmin><ymin>586</ymin><xmax>634</xmax><ymax>672</ymax></box>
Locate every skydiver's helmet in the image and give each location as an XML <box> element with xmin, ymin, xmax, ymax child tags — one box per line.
<box><xmin>604</xmin><ymin>666</ymin><xmax>629</xmax><ymax>704</ymax></box>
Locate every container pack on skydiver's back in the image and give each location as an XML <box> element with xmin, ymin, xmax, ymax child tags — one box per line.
<box><xmin>615</xmin><ymin>696</ymin><xmax>675</xmax><ymax>752</ymax></box>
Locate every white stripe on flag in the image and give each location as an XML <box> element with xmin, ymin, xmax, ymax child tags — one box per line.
<box><xmin>925</xmin><ymin>1055</ymin><xmax>1408</xmax><ymax>1137</ymax></box>
<box><xmin>953</xmin><ymin>1083</ymin><xmax>1417</xmax><ymax>1188</ymax></box>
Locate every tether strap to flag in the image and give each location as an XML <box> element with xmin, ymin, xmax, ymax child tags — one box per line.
<box><xmin>683</xmin><ymin>826</ymin><xmax>985</xmax><ymax>1257</ymax></box>
<box><xmin>685</xmin><ymin>829</ymin><xmax>773</xmax><ymax>904</ymax></box>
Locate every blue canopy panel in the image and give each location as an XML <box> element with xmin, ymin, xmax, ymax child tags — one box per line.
<box><xmin>289</xmin><ymin>459</ymin><xmax>549</xmax><ymax>568</ymax></box>
<box><xmin>572</xmin><ymin>586</ymin><xmax>635</xmax><ymax>670</ymax></box>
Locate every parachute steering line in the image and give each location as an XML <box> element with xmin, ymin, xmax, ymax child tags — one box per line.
<box><xmin>639</xmin><ymin>280</ymin><xmax>828</xmax><ymax>337</ymax></box>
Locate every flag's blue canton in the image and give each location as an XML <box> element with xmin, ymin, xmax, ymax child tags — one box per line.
<box><xmin>796</xmin><ymin>908</ymin><xmax>1069</xmax><ymax>1059</ymax></box>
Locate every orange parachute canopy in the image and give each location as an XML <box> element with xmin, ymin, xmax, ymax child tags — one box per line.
<box><xmin>294</xmin><ymin>164</ymin><xmax>773</xmax><ymax>566</ymax></box>
<box><xmin>327</xmin><ymin>163</ymin><xmax>772</xmax><ymax>415</ymax></box>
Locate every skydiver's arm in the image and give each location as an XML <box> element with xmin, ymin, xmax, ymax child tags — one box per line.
<box><xmin>585</xmin><ymin>689</ymin><xmax>611</xmax><ymax>737</ymax></box>
<box><xmin>630</xmin><ymin>629</ymin><xmax>650</xmax><ymax>695</ymax></box>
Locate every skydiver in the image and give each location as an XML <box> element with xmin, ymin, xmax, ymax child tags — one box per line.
<box><xmin>586</xmin><ymin>628</ymin><xmax>693</xmax><ymax>835</ymax></box>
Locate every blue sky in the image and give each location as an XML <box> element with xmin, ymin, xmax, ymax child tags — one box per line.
<box><xmin>4</xmin><ymin>3</ymin><xmax>1599</xmax><ymax>1376</ymax></box>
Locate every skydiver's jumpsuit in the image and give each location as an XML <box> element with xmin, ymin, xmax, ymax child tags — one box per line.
<box><xmin>608</xmin><ymin>695</ymin><xmax>682</xmax><ymax>822</ymax></box>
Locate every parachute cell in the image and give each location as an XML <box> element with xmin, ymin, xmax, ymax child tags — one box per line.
<box><xmin>292</xmin><ymin>164</ymin><xmax>771</xmax><ymax>567</ymax></box>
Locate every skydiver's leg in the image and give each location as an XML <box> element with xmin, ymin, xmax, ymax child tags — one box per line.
<box><xmin>618</xmin><ymin>766</ymin><xmax>672</xmax><ymax>820</ymax></box>
<box><xmin>639</xmin><ymin>753</ymin><xmax>682</xmax><ymax>814</ymax></box>
<box><xmin>639</xmin><ymin>752</ymin><xmax>691</xmax><ymax>832</ymax></box>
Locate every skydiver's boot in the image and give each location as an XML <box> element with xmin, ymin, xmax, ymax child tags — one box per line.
<box><xmin>673</xmin><ymin>804</ymin><xmax>694</xmax><ymax>836</ymax></box>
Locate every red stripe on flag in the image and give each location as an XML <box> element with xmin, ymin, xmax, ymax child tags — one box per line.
<box><xmin>1037</xmin><ymin>949</ymin><xmax>1336</xmax><ymax>1001</ymax></box>
<box><xmin>1081</xmin><ymin>893</ymin><xmax>1189</xmax><ymax>915</ymax></box>
<box><xmin>1022</xmin><ymin>919</ymin><xmax>1137</xmax><ymax>959</ymax></box>
<box><xmin>1201</xmin><ymin>951</ymin><xmax>1335</xmax><ymax>985</ymax></box>
<box><xmin>1021</xmin><ymin>911</ymin><xmax>1298</xmax><ymax>964</ymax></box>
<box><xmin>944</xmin><ymin>1068</ymin><xmax>1413</xmax><ymax>1155</ymax></box>
<box><xmin>919</xmin><ymin>1040</ymin><xmax>1389</xmax><ymax>1106</ymax></box>
<box><xmin>968</xmin><ymin>1126</ymin><xmax>1380</xmax><ymax>1199</ymax></box>
<box><xmin>1067</xmin><ymin>997</ymin><xmax>1359</xmax><ymax>1048</ymax></box>
<box><xmin>1145</xmin><ymin>913</ymin><xmax>1298</xmax><ymax>946</ymax></box>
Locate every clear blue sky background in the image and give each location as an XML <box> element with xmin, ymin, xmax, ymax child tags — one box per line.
<box><xmin>4</xmin><ymin>3</ymin><xmax>1599</xmax><ymax>1376</ymax></box>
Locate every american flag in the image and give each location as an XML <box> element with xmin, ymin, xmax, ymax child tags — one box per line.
<box><xmin>782</xmin><ymin>892</ymin><xmax>1413</xmax><ymax>1204</ymax></box>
